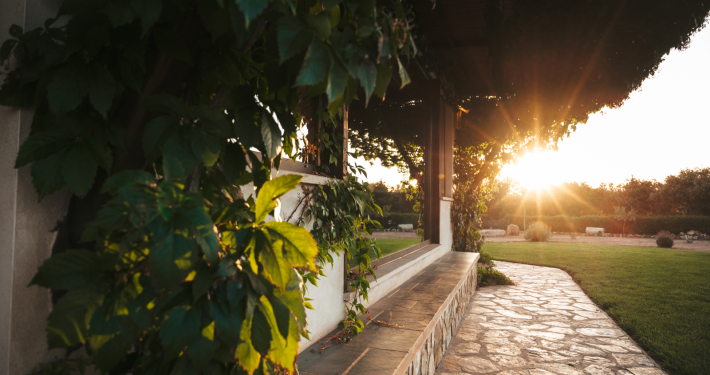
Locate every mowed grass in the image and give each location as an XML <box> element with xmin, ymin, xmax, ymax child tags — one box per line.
<box><xmin>484</xmin><ymin>242</ymin><xmax>710</xmax><ymax>375</ymax></box>
<box><xmin>348</xmin><ymin>238</ymin><xmax>421</xmax><ymax>267</ymax></box>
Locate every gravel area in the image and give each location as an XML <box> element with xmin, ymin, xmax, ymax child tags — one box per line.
<box><xmin>485</xmin><ymin>234</ymin><xmax>710</xmax><ymax>252</ymax></box>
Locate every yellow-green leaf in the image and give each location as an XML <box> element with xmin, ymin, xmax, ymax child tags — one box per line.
<box><xmin>254</xmin><ymin>174</ymin><xmax>302</xmax><ymax>223</ymax></box>
<box><xmin>259</xmin><ymin>239</ymin><xmax>291</xmax><ymax>289</ymax></box>
<box><xmin>264</xmin><ymin>221</ymin><xmax>318</xmax><ymax>272</ymax></box>
<box><xmin>235</xmin><ymin>315</ymin><xmax>261</xmax><ymax>375</ymax></box>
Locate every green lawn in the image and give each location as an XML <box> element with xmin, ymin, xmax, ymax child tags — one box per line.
<box><xmin>349</xmin><ymin>238</ymin><xmax>422</xmax><ymax>267</ymax></box>
<box><xmin>484</xmin><ymin>242</ymin><xmax>710</xmax><ymax>375</ymax></box>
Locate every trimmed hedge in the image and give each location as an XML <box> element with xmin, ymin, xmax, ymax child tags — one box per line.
<box><xmin>380</xmin><ymin>213</ymin><xmax>420</xmax><ymax>229</ymax></box>
<box><xmin>482</xmin><ymin>214</ymin><xmax>710</xmax><ymax>235</ymax></box>
<box><xmin>372</xmin><ymin>192</ymin><xmax>415</xmax><ymax>213</ymax></box>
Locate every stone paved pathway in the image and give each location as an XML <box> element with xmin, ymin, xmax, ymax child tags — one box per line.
<box><xmin>437</xmin><ymin>261</ymin><xmax>666</xmax><ymax>375</ymax></box>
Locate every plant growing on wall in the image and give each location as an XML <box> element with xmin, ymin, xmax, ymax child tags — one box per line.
<box><xmin>0</xmin><ymin>0</ymin><xmax>418</xmax><ymax>373</ymax></box>
<box><xmin>297</xmin><ymin>175</ymin><xmax>382</xmax><ymax>334</ymax></box>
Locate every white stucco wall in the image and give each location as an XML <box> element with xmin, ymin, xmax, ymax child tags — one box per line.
<box><xmin>1</xmin><ymin>2</ymin><xmax>73</xmax><ymax>374</ymax></box>
<box><xmin>298</xmin><ymin>253</ymin><xmax>346</xmax><ymax>352</ymax></box>
<box><xmin>440</xmin><ymin>199</ymin><xmax>453</xmax><ymax>250</ymax></box>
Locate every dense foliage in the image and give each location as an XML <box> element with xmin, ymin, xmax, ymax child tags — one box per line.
<box><xmin>297</xmin><ymin>175</ymin><xmax>382</xmax><ymax>333</ymax></box>
<box><xmin>0</xmin><ymin>0</ymin><xmax>418</xmax><ymax>374</ymax></box>
<box><xmin>451</xmin><ymin>146</ymin><xmax>490</xmax><ymax>253</ymax></box>
<box><xmin>476</xmin><ymin>266</ymin><xmax>513</xmax><ymax>287</ymax></box>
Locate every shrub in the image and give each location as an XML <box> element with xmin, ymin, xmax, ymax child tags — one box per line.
<box><xmin>507</xmin><ymin>224</ymin><xmax>520</xmax><ymax>236</ymax></box>
<box><xmin>477</xmin><ymin>266</ymin><xmax>514</xmax><ymax>286</ymax></box>
<box><xmin>478</xmin><ymin>251</ymin><xmax>495</xmax><ymax>267</ymax></box>
<box><xmin>416</xmin><ymin>228</ymin><xmax>424</xmax><ymax>238</ymax></box>
<box><xmin>525</xmin><ymin>221</ymin><xmax>552</xmax><ymax>242</ymax></box>
<box><xmin>656</xmin><ymin>231</ymin><xmax>674</xmax><ymax>248</ymax></box>
<box><xmin>657</xmin><ymin>230</ymin><xmax>676</xmax><ymax>240</ymax></box>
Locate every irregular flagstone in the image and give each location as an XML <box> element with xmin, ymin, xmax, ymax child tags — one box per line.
<box><xmin>497</xmin><ymin>309</ymin><xmax>534</xmax><ymax>319</ymax></box>
<box><xmin>626</xmin><ymin>368</ymin><xmax>666</xmax><ymax>375</ymax></box>
<box><xmin>458</xmin><ymin>357</ymin><xmax>500</xmax><ymax>373</ymax></box>
<box><xmin>528</xmin><ymin>369</ymin><xmax>558</xmax><ymax>375</ymax></box>
<box><xmin>545</xmin><ymin>321</ymin><xmax>572</xmax><ymax>328</ymax></box>
<box><xmin>481</xmin><ymin>337</ymin><xmax>512</xmax><ymax>345</ymax></box>
<box><xmin>584</xmin><ymin>364</ymin><xmax>616</xmax><ymax>375</ymax></box>
<box><xmin>541</xmin><ymin>340</ymin><xmax>564</xmax><ymax>350</ymax></box>
<box><xmin>549</xmin><ymin>327</ymin><xmax>577</xmax><ymax>335</ymax></box>
<box><xmin>521</xmin><ymin>324</ymin><xmax>550</xmax><ymax>330</ymax></box>
<box><xmin>486</xmin><ymin>343</ymin><xmax>522</xmax><ymax>356</ymax></box>
<box><xmin>570</xmin><ymin>344</ymin><xmax>606</xmax><ymax>355</ymax></box>
<box><xmin>454</xmin><ymin>342</ymin><xmax>481</xmax><ymax>354</ymax></box>
<box><xmin>512</xmin><ymin>335</ymin><xmax>537</xmax><ymax>347</ymax></box>
<box><xmin>573</xmin><ymin>303</ymin><xmax>600</xmax><ymax>312</ymax></box>
<box><xmin>576</xmin><ymin>328</ymin><xmax>624</xmax><ymax>337</ymax></box>
<box><xmin>596</xmin><ymin>338</ymin><xmax>642</xmax><ymax>353</ymax></box>
<box><xmin>583</xmin><ymin>356</ymin><xmax>615</xmax><ymax>366</ymax></box>
<box><xmin>435</xmin><ymin>261</ymin><xmax>665</xmax><ymax>375</ymax></box>
<box><xmin>612</xmin><ymin>354</ymin><xmax>655</xmax><ymax>367</ymax></box>
<box><xmin>526</xmin><ymin>348</ymin><xmax>573</xmax><ymax>362</ymax></box>
<box><xmin>575</xmin><ymin>310</ymin><xmax>609</xmax><ymax>319</ymax></box>
<box><xmin>587</xmin><ymin>343</ymin><xmax>629</xmax><ymax>353</ymax></box>
<box><xmin>536</xmin><ymin>363</ymin><xmax>585</xmax><ymax>375</ymax></box>
<box><xmin>490</xmin><ymin>354</ymin><xmax>528</xmax><ymax>368</ymax></box>
<box><xmin>484</xmin><ymin>330</ymin><xmax>513</xmax><ymax>337</ymax></box>
<box><xmin>516</xmin><ymin>329</ymin><xmax>566</xmax><ymax>341</ymax></box>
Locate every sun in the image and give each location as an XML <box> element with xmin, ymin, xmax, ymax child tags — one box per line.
<box><xmin>500</xmin><ymin>151</ymin><xmax>562</xmax><ymax>191</ymax></box>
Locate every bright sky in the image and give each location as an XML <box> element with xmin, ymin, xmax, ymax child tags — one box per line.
<box><xmin>357</xmin><ymin>24</ymin><xmax>710</xmax><ymax>189</ymax></box>
<box><xmin>501</xmin><ymin>25</ymin><xmax>710</xmax><ymax>189</ymax></box>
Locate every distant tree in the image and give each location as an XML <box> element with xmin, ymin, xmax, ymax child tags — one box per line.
<box><xmin>613</xmin><ymin>206</ymin><xmax>637</xmax><ymax>235</ymax></box>
<box><xmin>621</xmin><ymin>177</ymin><xmax>656</xmax><ymax>214</ymax></box>
<box><xmin>665</xmin><ymin>168</ymin><xmax>710</xmax><ymax>215</ymax></box>
<box><xmin>369</xmin><ymin>180</ymin><xmax>391</xmax><ymax>194</ymax></box>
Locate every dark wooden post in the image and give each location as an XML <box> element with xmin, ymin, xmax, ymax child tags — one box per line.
<box><xmin>425</xmin><ymin>85</ymin><xmax>442</xmax><ymax>244</ymax></box>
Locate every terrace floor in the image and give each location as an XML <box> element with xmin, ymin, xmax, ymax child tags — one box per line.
<box><xmin>437</xmin><ymin>261</ymin><xmax>666</xmax><ymax>375</ymax></box>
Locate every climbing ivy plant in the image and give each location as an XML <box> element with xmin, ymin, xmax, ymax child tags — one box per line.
<box><xmin>298</xmin><ymin>175</ymin><xmax>382</xmax><ymax>333</ymax></box>
<box><xmin>0</xmin><ymin>0</ymin><xmax>417</xmax><ymax>374</ymax></box>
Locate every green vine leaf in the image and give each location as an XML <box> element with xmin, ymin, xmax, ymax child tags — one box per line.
<box><xmin>277</xmin><ymin>16</ymin><xmax>313</xmax><ymax>63</ymax></box>
<box><xmin>254</xmin><ymin>174</ymin><xmax>301</xmax><ymax>223</ymax></box>
<box><xmin>264</xmin><ymin>222</ymin><xmax>318</xmax><ymax>272</ymax></box>
<box><xmin>160</xmin><ymin>306</ymin><xmax>202</xmax><ymax>360</ymax></box>
<box><xmin>15</xmin><ymin>131</ymin><xmax>72</xmax><ymax>168</ymax></box>
<box><xmin>235</xmin><ymin>314</ymin><xmax>260</xmax><ymax>375</ymax></box>
<box><xmin>61</xmin><ymin>144</ymin><xmax>99</xmax><ymax>197</ymax></box>
<box><xmin>260</xmin><ymin>239</ymin><xmax>291</xmax><ymax>289</ymax></box>
<box><xmin>235</xmin><ymin>0</ymin><xmax>269</xmax><ymax>27</ymax></box>
<box><xmin>46</xmin><ymin>289</ymin><xmax>101</xmax><ymax>349</ymax></box>
<box><xmin>149</xmin><ymin>233</ymin><xmax>198</xmax><ymax>290</ymax></box>
<box><xmin>260</xmin><ymin>111</ymin><xmax>282</xmax><ymax>161</ymax></box>
<box><xmin>47</xmin><ymin>63</ymin><xmax>89</xmax><ymax>114</ymax></box>
<box><xmin>31</xmin><ymin>152</ymin><xmax>65</xmax><ymax>196</ymax></box>
<box><xmin>296</xmin><ymin>39</ymin><xmax>331</xmax><ymax>86</ymax></box>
